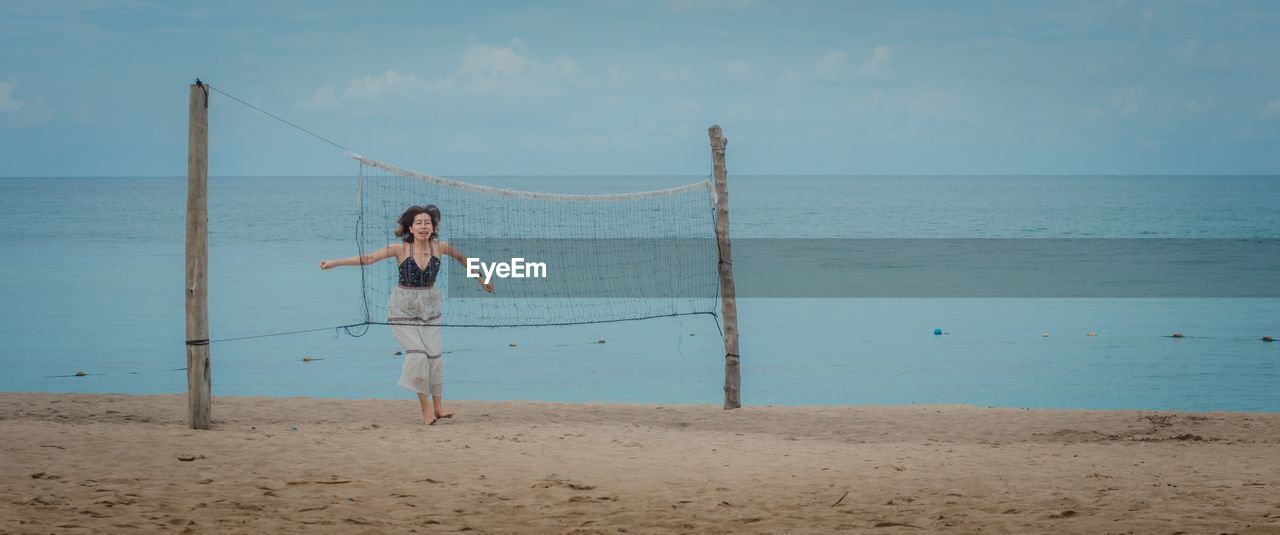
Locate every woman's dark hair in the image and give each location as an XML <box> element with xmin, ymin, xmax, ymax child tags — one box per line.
<box><xmin>395</xmin><ymin>204</ymin><xmax>441</xmax><ymax>243</ymax></box>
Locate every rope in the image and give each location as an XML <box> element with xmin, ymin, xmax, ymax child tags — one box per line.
<box><xmin>195</xmin><ymin>78</ymin><xmax>208</xmax><ymax>108</ymax></box>
<box><xmin>198</xmin><ymin>311</ymin><xmax>718</xmax><ymax>345</ymax></box>
<box><xmin>205</xmin><ymin>323</ymin><xmax>370</xmax><ymax>344</ymax></box>
<box><xmin>354</xmin><ymin>154</ymin><xmax>713</xmax><ymax>201</ymax></box>
<box><xmin>206</xmin><ymin>84</ymin><xmax>351</xmax><ymax>153</ymax></box>
<box><xmin>365</xmin><ymin>311</ymin><xmax>719</xmax><ymax>329</ymax></box>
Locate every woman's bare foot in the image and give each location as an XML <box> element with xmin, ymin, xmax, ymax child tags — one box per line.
<box><xmin>429</xmin><ymin>396</ymin><xmax>452</xmax><ymax>422</ymax></box>
<box><xmin>416</xmin><ymin>393</ymin><xmax>435</xmax><ymax>425</ymax></box>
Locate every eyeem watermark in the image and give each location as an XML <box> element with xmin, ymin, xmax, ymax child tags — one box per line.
<box><xmin>466</xmin><ymin>257</ymin><xmax>548</xmax><ymax>284</ymax></box>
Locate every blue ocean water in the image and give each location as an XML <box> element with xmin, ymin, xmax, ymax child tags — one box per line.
<box><xmin>1</xmin><ymin>175</ymin><xmax>1277</xmax><ymax>411</ymax></box>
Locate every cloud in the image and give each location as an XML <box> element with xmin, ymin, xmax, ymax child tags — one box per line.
<box><xmin>1173</xmin><ymin>38</ymin><xmax>1233</xmax><ymax>73</ymax></box>
<box><xmin>550</xmin><ymin>56</ymin><xmax>579</xmax><ymax>76</ymax></box>
<box><xmin>858</xmin><ymin>46</ymin><xmax>893</xmax><ymax>80</ymax></box>
<box><xmin>0</xmin><ymin>80</ymin><xmax>24</xmax><ymax>112</ymax></box>
<box><xmin>1111</xmin><ymin>86</ymin><xmax>1144</xmax><ymax>116</ymax></box>
<box><xmin>812</xmin><ymin>46</ymin><xmax>892</xmax><ymax>81</ymax></box>
<box><xmin>299</xmin><ymin>70</ymin><xmax>446</xmax><ymax>110</ymax></box>
<box><xmin>345</xmin><ymin>70</ymin><xmax>432</xmax><ymax>99</ymax></box>
<box><xmin>299</xmin><ymin>38</ymin><xmax>580</xmax><ymax>110</ymax></box>
<box><xmin>815</xmin><ymin>50</ymin><xmax>847</xmax><ymax>78</ymax></box>
<box><xmin>657</xmin><ymin>66</ymin><xmax>694</xmax><ymax>84</ymax></box>
<box><xmin>725</xmin><ymin>60</ymin><xmax>755</xmax><ymax>80</ymax></box>
<box><xmin>298</xmin><ymin>84</ymin><xmax>339</xmax><ymax>110</ymax></box>
<box><xmin>1177</xmin><ymin>39</ymin><xmax>1200</xmax><ymax>62</ymax></box>
<box><xmin>460</xmin><ymin>40</ymin><xmax>534</xmax><ymax>80</ymax></box>
<box><xmin>1185</xmin><ymin>97</ymin><xmax>1214</xmax><ymax>113</ymax></box>
<box><xmin>1263</xmin><ymin>98</ymin><xmax>1280</xmax><ymax>121</ymax></box>
<box><xmin>0</xmin><ymin>79</ymin><xmax>54</xmax><ymax>127</ymax></box>
<box><xmin>458</xmin><ymin>39</ymin><xmax>579</xmax><ymax>92</ymax></box>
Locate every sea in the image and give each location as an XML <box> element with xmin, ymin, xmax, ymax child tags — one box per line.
<box><xmin>1</xmin><ymin>175</ymin><xmax>1277</xmax><ymax>411</ymax></box>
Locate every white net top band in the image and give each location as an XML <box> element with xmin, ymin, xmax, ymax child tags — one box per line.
<box><xmin>349</xmin><ymin>152</ymin><xmax>713</xmax><ymax>202</ymax></box>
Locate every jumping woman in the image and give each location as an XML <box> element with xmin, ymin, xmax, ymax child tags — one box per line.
<box><xmin>321</xmin><ymin>204</ymin><xmax>493</xmax><ymax>425</ymax></box>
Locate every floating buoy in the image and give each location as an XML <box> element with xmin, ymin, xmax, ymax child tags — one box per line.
<box><xmin>302</xmin><ymin>355</ymin><xmax>313</xmax><ymax>362</ymax></box>
<box><xmin>394</xmin><ymin>351</ymin><xmax>402</xmax><ymax>356</ymax></box>
<box><xmin>509</xmin><ymin>342</ymin><xmax>517</xmax><ymax>347</ymax></box>
<box><xmin>1087</xmin><ymin>332</ymin><xmax>1098</xmax><ymax>337</ymax></box>
<box><xmin>75</xmin><ymin>371</ymin><xmax>86</xmax><ymax>377</ymax></box>
<box><xmin>596</xmin><ymin>339</ymin><xmax>606</xmax><ymax>344</ymax></box>
<box><xmin>1263</xmin><ymin>336</ymin><xmax>1275</xmax><ymax>342</ymax></box>
<box><xmin>933</xmin><ymin>328</ymin><xmax>943</xmax><ymax>336</ymax></box>
<box><xmin>1042</xmin><ymin>331</ymin><xmax>1049</xmax><ymax>337</ymax></box>
<box><xmin>1171</xmin><ymin>332</ymin><xmax>1184</xmax><ymax>338</ymax></box>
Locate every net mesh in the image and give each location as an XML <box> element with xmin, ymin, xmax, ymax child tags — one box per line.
<box><xmin>353</xmin><ymin>155</ymin><xmax>720</xmax><ymax>327</ymax></box>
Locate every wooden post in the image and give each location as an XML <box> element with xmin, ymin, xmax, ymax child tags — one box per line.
<box><xmin>186</xmin><ymin>81</ymin><xmax>211</xmax><ymax>430</ymax></box>
<box><xmin>708</xmin><ymin>125</ymin><xmax>740</xmax><ymax>409</ymax></box>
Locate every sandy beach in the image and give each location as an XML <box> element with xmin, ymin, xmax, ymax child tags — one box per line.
<box><xmin>2</xmin><ymin>393</ymin><xmax>1278</xmax><ymax>533</ymax></box>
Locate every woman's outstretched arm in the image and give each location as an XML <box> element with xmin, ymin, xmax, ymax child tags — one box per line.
<box><xmin>320</xmin><ymin>244</ymin><xmax>398</xmax><ymax>270</ymax></box>
<box><xmin>438</xmin><ymin>241</ymin><xmax>494</xmax><ymax>293</ymax></box>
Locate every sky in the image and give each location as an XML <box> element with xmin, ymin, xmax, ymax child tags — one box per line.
<box><xmin>1</xmin><ymin>0</ymin><xmax>1278</xmax><ymax>176</ymax></box>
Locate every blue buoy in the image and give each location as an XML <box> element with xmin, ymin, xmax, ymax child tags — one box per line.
<box><xmin>933</xmin><ymin>328</ymin><xmax>943</xmax><ymax>336</ymax></box>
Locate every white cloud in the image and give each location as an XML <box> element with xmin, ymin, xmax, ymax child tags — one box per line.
<box><xmin>299</xmin><ymin>70</ymin><xmax>447</xmax><ymax>110</ymax></box>
<box><xmin>551</xmin><ymin>56</ymin><xmax>579</xmax><ymax>76</ymax></box>
<box><xmin>725</xmin><ymin>60</ymin><xmax>755</xmax><ymax>80</ymax></box>
<box><xmin>812</xmin><ymin>46</ymin><xmax>892</xmax><ymax>81</ymax></box>
<box><xmin>1174</xmin><ymin>38</ymin><xmax>1232</xmax><ymax>72</ymax></box>
<box><xmin>1185</xmin><ymin>97</ymin><xmax>1214</xmax><ymax>113</ymax></box>
<box><xmin>446</xmin><ymin>38</ymin><xmax>575</xmax><ymax>95</ymax></box>
<box><xmin>299</xmin><ymin>38</ymin><xmax>580</xmax><ymax>110</ymax></box>
<box><xmin>460</xmin><ymin>41</ymin><xmax>534</xmax><ymax>81</ymax></box>
<box><xmin>657</xmin><ymin>66</ymin><xmax>694</xmax><ymax>84</ymax></box>
<box><xmin>816</xmin><ymin>50</ymin><xmax>847</xmax><ymax>78</ymax></box>
<box><xmin>1111</xmin><ymin>86</ymin><xmax>1144</xmax><ymax>116</ymax></box>
<box><xmin>1263</xmin><ymin>98</ymin><xmax>1280</xmax><ymax>121</ymax></box>
<box><xmin>0</xmin><ymin>80</ymin><xmax>24</xmax><ymax>112</ymax></box>
<box><xmin>298</xmin><ymin>84</ymin><xmax>339</xmax><ymax>110</ymax></box>
<box><xmin>1177</xmin><ymin>39</ymin><xmax>1200</xmax><ymax>62</ymax></box>
<box><xmin>344</xmin><ymin>70</ymin><xmax>428</xmax><ymax>99</ymax></box>
<box><xmin>777</xmin><ymin>68</ymin><xmax>806</xmax><ymax>86</ymax></box>
<box><xmin>858</xmin><ymin>46</ymin><xmax>893</xmax><ymax>80</ymax></box>
<box><xmin>0</xmin><ymin>79</ymin><xmax>53</xmax><ymax>127</ymax></box>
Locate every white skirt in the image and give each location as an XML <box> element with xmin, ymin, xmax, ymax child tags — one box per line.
<box><xmin>388</xmin><ymin>285</ymin><xmax>444</xmax><ymax>396</ymax></box>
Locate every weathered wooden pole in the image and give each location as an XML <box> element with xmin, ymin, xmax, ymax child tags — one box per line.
<box><xmin>708</xmin><ymin>125</ymin><xmax>740</xmax><ymax>409</ymax></box>
<box><xmin>185</xmin><ymin>80</ymin><xmax>211</xmax><ymax>429</ymax></box>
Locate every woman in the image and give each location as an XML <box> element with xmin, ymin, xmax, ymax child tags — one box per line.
<box><xmin>321</xmin><ymin>205</ymin><xmax>493</xmax><ymax>425</ymax></box>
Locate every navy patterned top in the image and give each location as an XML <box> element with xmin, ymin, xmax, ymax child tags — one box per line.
<box><xmin>398</xmin><ymin>241</ymin><xmax>441</xmax><ymax>288</ymax></box>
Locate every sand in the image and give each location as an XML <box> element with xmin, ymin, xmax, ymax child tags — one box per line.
<box><xmin>2</xmin><ymin>393</ymin><xmax>1278</xmax><ymax>534</ymax></box>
